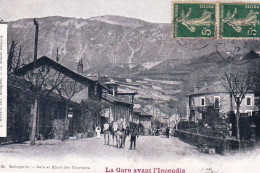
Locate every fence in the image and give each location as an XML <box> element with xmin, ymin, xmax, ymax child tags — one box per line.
<box><xmin>173</xmin><ymin>130</ymin><xmax>255</xmax><ymax>155</ymax></box>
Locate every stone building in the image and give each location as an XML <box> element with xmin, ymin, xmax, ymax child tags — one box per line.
<box><xmin>187</xmin><ymin>82</ymin><xmax>255</xmax><ymax>123</ymax></box>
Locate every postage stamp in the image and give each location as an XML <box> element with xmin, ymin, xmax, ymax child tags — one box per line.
<box><xmin>172</xmin><ymin>2</ymin><xmax>217</xmax><ymax>38</ymax></box>
<box><xmin>219</xmin><ymin>3</ymin><xmax>260</xmax><ymax>39</ymax></box>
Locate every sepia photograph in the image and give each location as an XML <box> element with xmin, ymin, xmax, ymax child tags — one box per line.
<box><xmin>0</xmin><ymin>0</ymin><xmax>260</xmax><ymax>172</ymax></box>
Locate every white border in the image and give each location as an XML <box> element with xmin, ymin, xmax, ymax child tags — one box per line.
<box><xmin>0</xmin><ymin>24</ymin><xmax>7</xmax><ymax>137</ymax></box>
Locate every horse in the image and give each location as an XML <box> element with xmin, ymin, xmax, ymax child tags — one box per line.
<box><xmin>114</xmin><ymin>120</ymin><xmax>127</xmax><ymax>148</ymax></box>
<box><xmin>121</xmin><ymin>121</ymin><xmax>128</xmax><ymax>148</ymax></box>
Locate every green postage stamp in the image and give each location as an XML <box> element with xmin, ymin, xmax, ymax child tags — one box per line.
<box><xmin>219</xmin><ymin>3</ymin><xmax>260</xmax><ymax>39</ymax></box>
<box><xmin>172</xmin><ymin>2</ymin><xmax>260</xmax><ymax>39</ymax></box>
<box><xmin>172</xmin><ymin>2</ymin><xmax>217</xmax><ymax>38</ymax></box>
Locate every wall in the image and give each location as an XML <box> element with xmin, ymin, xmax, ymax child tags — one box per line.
<box><xmin>139</xmin><ymin>116</ymin><xmax>152</xmax><ymax>135</ymax></box>
<box><xmin>174</xmin><ymin>130</ymin><xmax>255</xmax><ymax>155</ymax></box>
<box><xmin>132</xmin><ymin>113</ymin><xmax>140</xmax><ymax>124</ymax></box>
<box><xmin>110</xmin><ymin>103</ymin><xmax>131</xmax><ymax>123</ymax></box>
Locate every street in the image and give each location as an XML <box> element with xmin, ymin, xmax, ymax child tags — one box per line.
<box><xmin>0</xmin><ymin>136</ymin><xmax>259</xmax><ymax>173</ymax></box>
<box><xmin>0</xmin><ymin>136</ymin><xmax>205</xmax><ymax>161</ymax></box>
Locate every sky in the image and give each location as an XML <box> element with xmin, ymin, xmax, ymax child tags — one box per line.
<box><xmin>0</xmin><ymin>0</ymin><xmax>172</xmax><ymax>23</ymax></box>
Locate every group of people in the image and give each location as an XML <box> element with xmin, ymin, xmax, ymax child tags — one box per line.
<box><xmin>95</xmin><ymin>119</ymin><xmax>139</xmax><ymax>150</ymax></box>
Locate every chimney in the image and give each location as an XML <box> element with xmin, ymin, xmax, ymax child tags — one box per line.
<box><xmin>194</xmin><ymin>85</ymin><xmax>200</xmax><ymax>92</ymax></box>
<box><xmin>56</xmin><ymin>48</ymin><xmax>59</xmax><ymax>62</ymax></box>
<box><xmin>77</xmin><ymin>59</ymin><xmax>83</xmax><ymax>74</ymax></box>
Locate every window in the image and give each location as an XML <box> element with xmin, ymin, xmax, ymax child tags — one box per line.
<box><xmin>246</xmin><ymin>110</ymin><xmax>253</xmax><ymax>116</ymax></box>
<box><xmin>214</xmin><ymin>96</ymin><xmax>220</xmax><ymax>108</ymax></box>
<box><xmin>245</xmin><ymin>96</ymin><xmax>252</xmax><ymax>106</ymax></box>
<box><xmin>200</xmin><ymin>97</ymin><xmax>205</xmax><ymax>106</ymax></box>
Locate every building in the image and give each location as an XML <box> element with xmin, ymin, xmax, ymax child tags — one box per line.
<box><xmin>132</xmin><ymin>109</ymin><xmax>153</xmax><ymax>135</ymax></box>
<box><xmin>11</xmin><ymin>55</ymin><xmax>106</xmax><ymax>140</ymax></box>
<box><xmin>187</xmin><ymin>82</ymin><xmax>255</xmax><ymax>123</ymax></box>
<box><xmin>139</xmin><ymin>112</ymin><xmax>153</xmax><ymax>135</ymax></box>
<box><xmin>101</xmin><ymin>82</ymin><xmax>136</xmax><ymax>126</ymax></box>
<box><xmin>132</xmin><ymin>109</ymin><xmax>140</xmax><ymax>125</ymax></box>
<box><xmin>6</xmin><ymin>74</ymin><xmax>81</xmax><ymax>143</ymax></box>
<box><xmin>102</xmin><ymin>94</ymin><xmax>133</xmax><ymax>124</ymax></box>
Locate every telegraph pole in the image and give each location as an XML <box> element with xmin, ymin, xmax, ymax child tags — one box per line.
<box><xmin>33</xmin><ymin>18</ymin><xmax>39</xmax><ymax>68</ymax></box>
<box><xmin>30</xmin><ymin>18</ymin><xmax>39</xmax><ymax>145</ymax></box>
<box><xmin>56</xmin><ymin>48</ymin><xmax>59</xmax><ymax>62</ymax></box>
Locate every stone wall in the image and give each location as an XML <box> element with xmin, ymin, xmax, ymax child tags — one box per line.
<box><xmin>140</xmin><ymin>120</ymin><xmax>152</xmax><ymax>135</ymax></box>
<box><xmin>173</xmin><ymin>130</ymin><xmax>255</xmax><ymax>155</ymax></box>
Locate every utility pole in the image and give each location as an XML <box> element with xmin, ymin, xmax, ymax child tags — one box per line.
<box><xmin>33</xmin><ymin>18</ymin><xmax>39</xmax><ymax>68</ymax></box>
<box><xmin>56</xmin><ymin>48</ymin><xmax>59</xmax><ymax>62</ymax></box>
<box><xmin>7</xmin><ymin>41</ymin><xmax>15</xmax><ymax>73</ymax></box>
<box><xmin>30</xmin><ymin>18</ymin><xmax>39</xmax><ymax>145</ymax></box>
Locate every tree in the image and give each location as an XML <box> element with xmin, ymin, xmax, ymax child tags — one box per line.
<box><xmin>19</xmin><ymin>65</ymin><xmax>66</xmax><ymax>145</ymax></box>
<box><xmin>171</xmin><ymin>114</ymin><xmax>180</xmax><ymax>130</ymax></box>
<box><xmin>53</xmin><ymin>77</ymin><xmax>86</xmax><ymax>140</ymax></box>
<box><xmin>80</xmin><ymin>100</ymin><xmax>109</xmax><ymax>132</ymax></box>
<box><xmin>251</xmin><ymin>72</ymin><xmax>260</xmax><ymax>89</ymax></box>
<box><xmin>196</xmin><ymin>99</ymin><xmax>224</xmax><ymax>129</ymax></box>
<box><xmin>173</xmin><ymin>105</ymin><xmax>186</xmax><ymax>129</ymax></box>
<box><xmin>223</xmin><ymin>72</ymin><xmax>252</xmax><ymax>142</ymax></box>
<box><xmin>7</xmin><ymin>41</ymin><xmax>25</xmax><ymax>74</ymax></box>
<box><xmin>7</xmin><ymin>82</ymin><xmax>34</xmax><ymax>143</ymax></box>
<box><xmin>10</xmin><ymin>20</ymin><xmax>70</xmax><ymax>145</ymax></box>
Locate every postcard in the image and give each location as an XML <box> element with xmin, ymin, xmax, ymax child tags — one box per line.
<box><xmin>0</xmin><ymin>0</ymin><xmax>260</xmax><ymax>173</ymax></box>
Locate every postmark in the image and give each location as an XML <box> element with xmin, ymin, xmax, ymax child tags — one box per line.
<box><xmin>216</xmin><ymin>40</ymin><xmax>254</xmax><ymax>64</ymax></box>
<box><xmin>172</xmin><ymin>2</ymin><xmax>217</xmax><ymax>38</ymax></box>
<box><xmin>176</xmin><ymin>39</ymin><xmax>210</xmax><ymax>50</ymax></box>
<box><xmin>219</xmin><ymin>3</ymin><xmax>260</xmax><ymax>39</ymax></box>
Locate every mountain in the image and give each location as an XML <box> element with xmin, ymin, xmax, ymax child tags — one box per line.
<box><xmin>8</xmin><ymin>16</ymin><xmax>179</xmax><ymax>71</ymax></box>
<box><xmin>7</xmin><ymin>15</ymin><xmax>260</xmax><ymax>117</ymax></box>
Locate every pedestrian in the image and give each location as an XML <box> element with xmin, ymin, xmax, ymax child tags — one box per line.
<box><xmin>166</xmin><ymin>127</ymin><xmax>170</xmax><ymax>138</ymax></box>
<box><xmin>103</xmin><ymin>122</ymin><xmax>110</xmax><ymax>144</ymax></box>
<box><xmin>96</xmin><ymin>125</ymin><xmax>101</xmax><ymax>139</ymax></box>
<box><xmin>130</xmin><ymin>126</ymin><xmax>139</xmax><ymax>150</ymax></box>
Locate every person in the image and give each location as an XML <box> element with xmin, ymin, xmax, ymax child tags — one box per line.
<box><xmin>109</xmin><ymin>122</ymin><xmax>115</xmax><ymax>144</ymax></box>
<box><xmin>103</xmin><ymin>122</ymin><xmax>110</xmax><ymax>144</ymax></box>
<box><xmin>130</xmin><ymin>126</ymin><xmax>139</xmax><ymax>150</ymax></box>
<box><xmin>126</xmin><ymin>126</ymin><xmax>130</xmax><ymax>136</ymax></box>
<box><xmin>95</xmin><ymin>125</ymin><xmax>101</xmax><ymax>139</ymax></box>
<box><xmin>166</xmin><ymin>127</ymin><xmax>170</xmax><ymax>138</ymax></box>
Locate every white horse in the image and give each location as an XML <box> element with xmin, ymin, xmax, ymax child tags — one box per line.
<box><xmin>114</xmin><ymin>120</ymin><xmax>126</xmax><ymax>148</ymax></box>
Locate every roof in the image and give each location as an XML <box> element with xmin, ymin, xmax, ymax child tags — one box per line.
<box><xmin>102</xmin><ymin>94</ymin><xmax>133</xmax><ymax>106</ymax></box>
<box><xmin>188</xmin><ymin>82</ymin><xmax>254</xmax><ymax>96</ymax></box>
<box><xmin>133</xmin><ymin>109</ymin><xmax>141</xmax><ymax>114</ymax></box>
<box><xmin>13</xmin><ymin>56</ymin><xmax>107</xmax><ymax>89</ymax></box>
<box><xmin>117</xmin><ymin>92</ymin><xmax>137</xmax><ymax>95</ymax></box>
<box><xmin>8</xmin><ymin>74</ymin><xmax>79</xmax><ymax>106</ymax></box>
<box><xmin>133</xmin><ymin>109</ymin><xmax>152</xmax><ymax>117</ymax></box>
<box><xmin>104</xmin><ymin>81</ymin><xmax>118</xmax><ymax>85</ymax></box>
<box><xmin>139</xmin><ymin>112</ymin><xmax>153</xmax><ymax>117</ymax></box>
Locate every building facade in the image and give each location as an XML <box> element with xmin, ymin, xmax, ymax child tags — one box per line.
<box><xmin>187</xmin><ymin>82</ymin><xmax>255</xmax><ymax>123</ymax></box>
<box><xmin>10</xmin><ymin>56</ymin><xmax>105</xmax><ymax>140</ymax></box>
